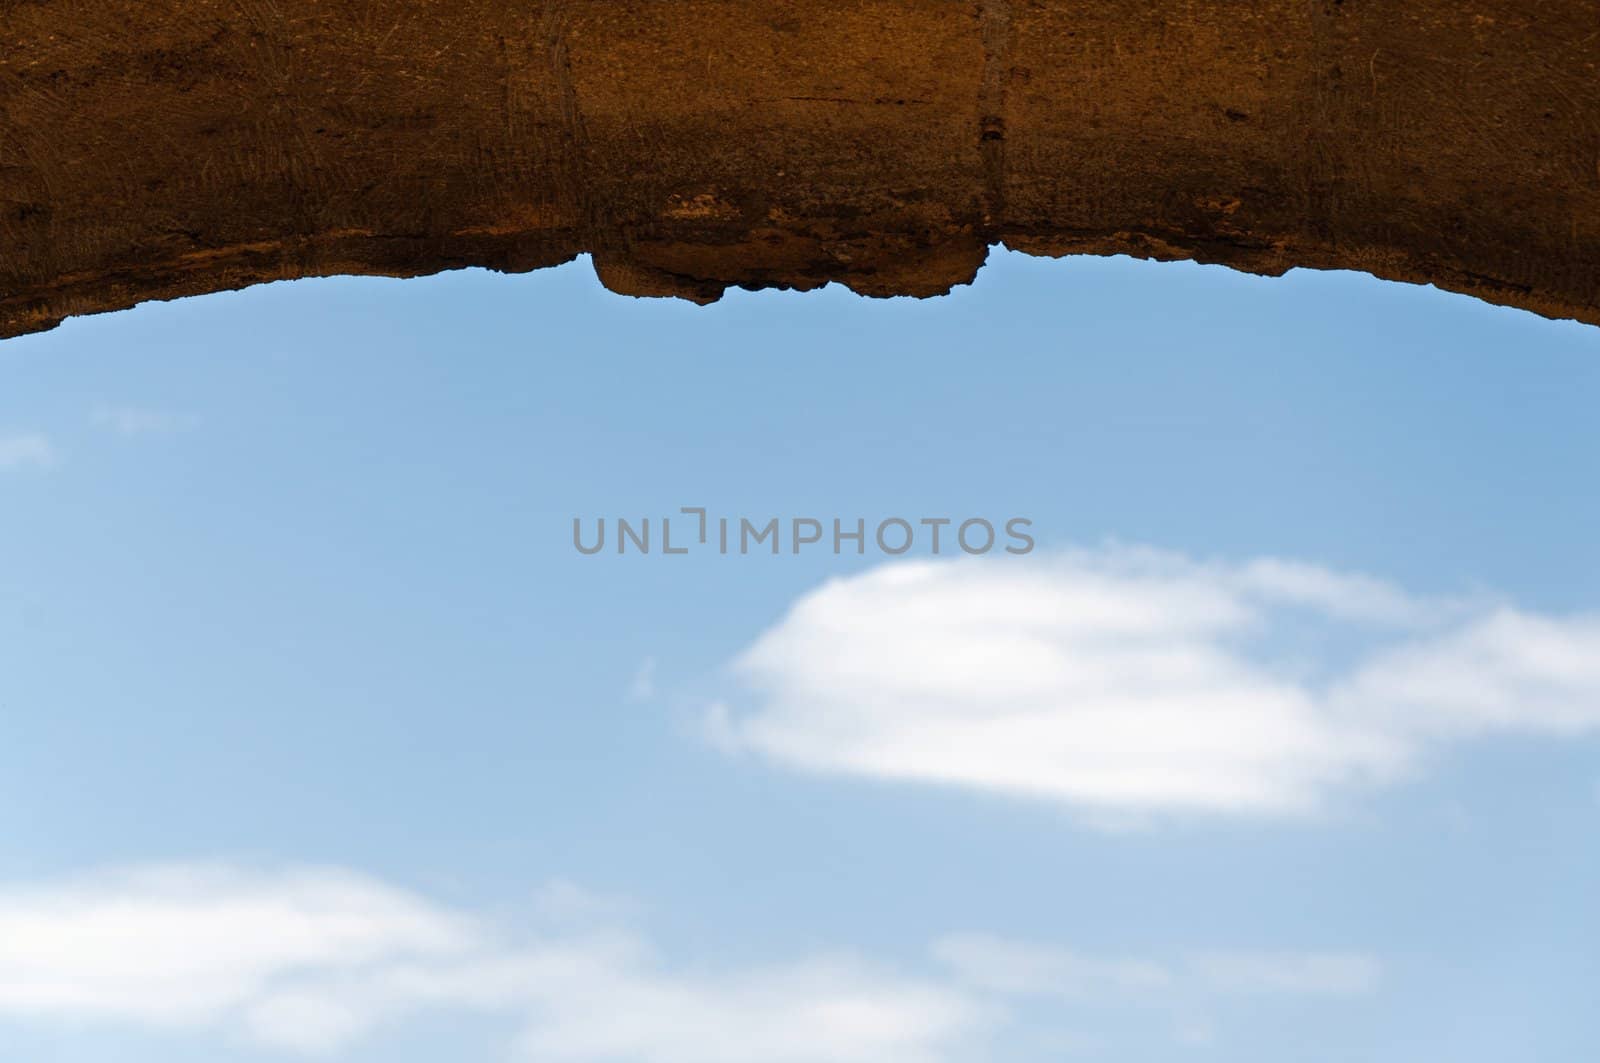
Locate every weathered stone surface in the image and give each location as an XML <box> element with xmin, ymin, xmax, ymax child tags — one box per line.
<box><xmin>3</xmin><ymin>0</ymin><xmax>1599</xmax><ymax>337</ymax></box>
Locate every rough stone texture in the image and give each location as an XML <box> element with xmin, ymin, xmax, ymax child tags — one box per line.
<box><xmin>3</xmin><ymin>0</ymin><xmax>1599</xmax><ymax>338</ymax></box>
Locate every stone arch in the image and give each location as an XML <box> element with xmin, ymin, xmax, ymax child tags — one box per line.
<box><xmin>3</xmin><ymin>0</ymin><xmax>1598</xmax><ymax>338</ymax></box>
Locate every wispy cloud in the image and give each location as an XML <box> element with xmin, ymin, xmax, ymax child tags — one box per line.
<box><xmin>90</xmin><ymin>404</ymin><xmax>196</xmax><ymax>437</ymax></box>
<box><xmin>931</xmin><ymin>935</ymin><xmax>1173</xmax><ymax>996</ymax></box>
<box><xmin>1186</xmin><ymin>950</ymin><xmax>1380</xmax><ymax>996</ymax></box>
<box><xmin>0</xmin><ymin>864</ymin><xmax>984</xmax><ymax>1061</ymax></box>
<box><xmin>529</xmin><ymin>879</ymin><xmax>642</xmax><ymax>927</ymax></box>
<box><xmin>0</xmin><ymin>433</ymin><xmax>56</xmax><ymax>470</ymax></box>
<box><xmin>0</xmin><ymin>864</ymin><xmax>1376</xmax><ymax>1060</ymax></box>
<box><xmin>934</xmin><ymin>934</ymin><xmax>1380</xmax><ymax>999</ymax></box>
<box><xmin>629</xmin><ymin>657</ymin><xmax>658</xmax><ymax>702</ymax></box>
<box><xmin>709</xmin><ymin>546</ymin><xmax>1600</xmax><ymax>821</ymax></box>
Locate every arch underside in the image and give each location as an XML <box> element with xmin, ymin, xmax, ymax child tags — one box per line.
<box><xmin>3</xmin><ymin>0</ymin><xmax>1599</xmax><ymax>338</ymax></box>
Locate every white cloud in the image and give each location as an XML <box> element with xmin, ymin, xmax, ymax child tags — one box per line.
<box><xmin>512</xmin><ymin>955</ymin><xmax>982</xmax><ymax>1063</ymax></box>
<box><xmin>1227</xmin><ymin>556</ymin><xmax>1443</xmax><ymax>627</ymax></box>
<box><xmin>90</xmin><ymin>404</ymin><xmax>195</xmax><ymax>436</ymax></box>
<box><xmin>0</xmin><ymin>865</ymin><xmax>472</xmax><ymax>1030</ymax></box>
<box><xmin>0</xmin><ymin>433</ymin><xmax>56</xmax><ymax>470</ymax></box>
<box><xmin>0</xmin><ymin>865</ymin><xmax>985</xmax><ymax>1061</ymax></box>
<box><xmin>711</xmin><ymin>547</ymin><xmax>1600</xmax><ymax>820</ymax></box>
<box><xmin>0</xmin><ymin>864</ymin><xmax>1383</xmax><ymax>1059</ymax></box>
<box><xmin>1331</xmin><ymin>609</ymin><xmax>1600</xmax><ymax>737</ymax></box>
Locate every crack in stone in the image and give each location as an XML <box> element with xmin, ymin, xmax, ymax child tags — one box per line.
<box><xmin>541</xmin><ymin>0</ymin><xmax>595</xmax><ymax>237</ymax></box>
<box><xmin>978</xmin><ymin>0</ymin><xmax>1013</xmax><ymax>229</ymax></box>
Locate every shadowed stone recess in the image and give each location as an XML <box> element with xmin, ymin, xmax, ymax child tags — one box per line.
<box><xmin>3</xmin><ymin>0</ymin><xmax>1599</xmax><ymax>337</ymax></box>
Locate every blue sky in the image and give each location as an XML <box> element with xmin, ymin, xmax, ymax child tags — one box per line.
<box><xmin>1</xmin><ymin>250</ymin><xmax>1597</xmax><ymax>1061</ymax></box>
